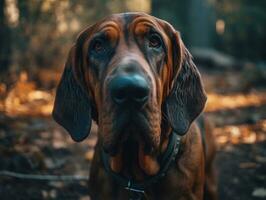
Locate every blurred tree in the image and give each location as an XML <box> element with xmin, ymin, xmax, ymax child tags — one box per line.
<box><xmin>152</xmin><ymin>0</ymin><xmax>266</xmax><ymax>61</ymax></box>
<box><xmin>2</xmin><ymin>0</ymin><xmax>111</xmax><ymax>81</ymax></box>
<box><xmin>1</xmin><ymin>0</ymin><xmax>265</xmax><ymax>82</ymax></box>
<box><xmin>152</xmin><ymin>0</ymin><xmax>190</xmax><ymax>43</ymax></box>
<box><xmin>0</xmin><ymin>0</ymin><xmax>12</xmax><ymax>73</ymax></box>
<box><xmin>0</xmin><ymin>0</ymin><xmax>151</xmax><ymax>84</ymax></box>
<box><xmin>215</xmin><ymin>0</ymin><xmax>266</xmax><ymax>60</ymax></box>
<box><xmin>152</xmin><ymin>0</ymin><xmax>216</xmax><ymax>48</ymax></box>
<box><xmin>188</xmin><ymin>0</ymin><xmax>216</xmax><ymax>47</ymax></box>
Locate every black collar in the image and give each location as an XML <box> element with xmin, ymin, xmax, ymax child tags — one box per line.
<box><xmin>101</xmin><ymin>131</ymin><xmax>182</xmax><ymax>199</ymax></box>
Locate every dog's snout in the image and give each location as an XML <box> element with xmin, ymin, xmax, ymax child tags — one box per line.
<box><xmin>110</xmin><ymin>75</ymin><xmax>150</xmax><ymax>106</ymax></box>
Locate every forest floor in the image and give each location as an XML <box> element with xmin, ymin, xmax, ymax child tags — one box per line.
<box><xmin>0</xmin><ymin>65</ymin><xmax>266</xmax><ymax>200</ymax></box>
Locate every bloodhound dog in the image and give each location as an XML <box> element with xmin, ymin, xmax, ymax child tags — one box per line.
<box><xmin>53</xmin><ymin>12</ymin><xmax>218</xmax><ymax>200</ymax></box>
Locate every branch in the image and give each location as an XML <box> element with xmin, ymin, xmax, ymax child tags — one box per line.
<box><xmin>0</xmin><ymin>170</ymin><xmax>89</xmax><ymax>182</ymax></box>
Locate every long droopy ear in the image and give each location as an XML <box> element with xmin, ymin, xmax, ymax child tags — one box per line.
<box><xmin>52</xmin><ymin>33</ymin><xmax>93</xmax><ymax>142</ymax></box>
<box><xmin>164</xmin><ymin>31</ymin><xmax>207</xmax><ymax>135</ymax></box>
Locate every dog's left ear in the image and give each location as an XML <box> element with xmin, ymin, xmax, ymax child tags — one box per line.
<box><xmin>164</xmin><ymin>31</ymin><xmax>207</xmax><ymax>135</ymax></box>
<box><xmin>52</xmin><ymin>26</ymin><xmax>95</xmax><ymax>142</ymax></box>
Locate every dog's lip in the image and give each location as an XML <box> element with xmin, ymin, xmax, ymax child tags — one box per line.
<box><xmin>138</xmin><ymin>142</ymin><xmax>160</xmax><ymax>175</ymax></box>
<box><xmin>109</xmin><ymin>141</ymin><xmax>160</xmax><ymax>176</ymax></box>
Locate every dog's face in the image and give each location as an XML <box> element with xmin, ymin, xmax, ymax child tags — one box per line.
<box><xmin>53</xmin><ymin>13</ymin><xmax>207</xmax><ymax>178</ymax></box>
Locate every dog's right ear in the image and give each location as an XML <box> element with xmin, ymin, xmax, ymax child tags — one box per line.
<box><xmin>164</xmin><ymin>32</ymin><xmax>207</xmax><ymax>136</ymax></box>
<box><xmin>52</xmin><ymin>34</ymin><xmax>93</xmax><ymax>142</ymax></box>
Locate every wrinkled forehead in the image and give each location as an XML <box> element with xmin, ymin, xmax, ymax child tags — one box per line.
<box><xmin>86</xmin><ymin>12</ymin><xmax>168</xmax><ymax>41</ymax></box>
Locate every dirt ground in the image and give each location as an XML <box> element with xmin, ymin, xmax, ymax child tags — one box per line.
<box><xmin>0</xmin><ymin>65</ymin><xmax>266</xmax><ymax>200</ymax></box>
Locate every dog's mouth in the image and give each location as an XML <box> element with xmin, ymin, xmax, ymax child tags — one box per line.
<box><xmin>102</xmin><ymin>111</ymin><xmax>161</xmax><ymax>179</ymax></box>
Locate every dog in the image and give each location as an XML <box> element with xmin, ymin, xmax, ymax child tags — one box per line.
<box><xmin>53</xmin><ymin>12</ymin><xmax>218</xmax><ymax>200</ymax></box>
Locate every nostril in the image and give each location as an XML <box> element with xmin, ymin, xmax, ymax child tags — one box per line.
<box><xmin>132</xmin><ymin>87</ymin><xmax>149</xmax><ymax>103</ymax></box>
<box><xmin>112</xmin><ymin>88</ymin><xmax>127</xmax><ymax>104</ymax></box>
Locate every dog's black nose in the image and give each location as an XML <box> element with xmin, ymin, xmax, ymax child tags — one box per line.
<box><xmin>110</xmin><ymin>75</ymin><xmax>149</xmax><ymax>106</ymax></box>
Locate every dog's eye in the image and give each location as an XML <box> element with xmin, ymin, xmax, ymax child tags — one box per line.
<box><xmin>92</xmin><ymin>39</ymin><xmax>105</xmax><ymax>53</ymax></box>
<box><xmin>148</xmin><ymin>33</ymin><xmax>162</xmax><ymax>48</ymax></box>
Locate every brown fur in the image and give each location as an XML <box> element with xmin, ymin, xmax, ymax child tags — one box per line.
<box><xmin>53</xmin><ymin>12</ymin><xmax>218</xmax><ymax>200</ymax></box>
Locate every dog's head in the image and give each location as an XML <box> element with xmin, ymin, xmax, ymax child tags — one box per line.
<box><xmin>53</xmin><ymin>12</ymin><xmax>207</xmax><ymax>178</ymax></box>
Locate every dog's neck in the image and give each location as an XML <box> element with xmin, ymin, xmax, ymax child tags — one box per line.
<box><xmin>100</xmin><ymin>123</ymin><xmax>187</xmax><ymax>181</ymax></box>
<box><xmin>100</xmin><ymin>128</ymin><xmax>184</xmax><ymax>198</ymax></box>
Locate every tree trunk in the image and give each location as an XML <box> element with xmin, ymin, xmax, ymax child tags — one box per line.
<box><xmin>0</xmin><ymin>0</ymin><xmax>12</xmax><ymax>73</ymax></box>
